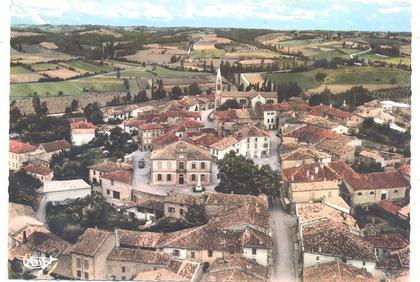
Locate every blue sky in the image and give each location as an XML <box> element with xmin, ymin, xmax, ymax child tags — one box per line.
<box><xmin>11</xmin><ymin>0</ymin><xmax>412</xmax><ymax>32</ymax></box>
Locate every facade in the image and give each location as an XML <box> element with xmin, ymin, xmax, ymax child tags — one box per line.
<box><xmin>258</xmin><ymin>102</ymin><xmax>292</xmax><ymax>130</ymax></box>
<box><xmin>100</xmin><ymin>170</ymin><xmax>133</xmax><ymax>202</ymax></box>
<box><xmin>210</xmin><ymin>123</ymin><xmax>270</xmax><ymax>160</ymax></box>
<box><xmin>138</xmin><ymin>123</ymin><xmax>165</xmax><ymax>151</ymax></box>
<box><xmin>150</xmin><ymin>141</ymin><xmax>212</xmax><ymax>186</ymax></box>
<box><xmin>70</xmin><ymin>120</ymin><xmax>96</xmax><ymax>146</ymax></box>
<box><xmin>41</xmin><ymin>179</ymin><xmax>92</xmax><ymax>204</ymax></box>
<box><xmin>9</xmin><ymin>140</ymin><xmax>37</xmax><ymax>170</ymax></box>
<box><xmin>32</xmin><ymin>140</ymin><xmax>72</xmax><ymax>162</ymax></box>
<box><xmin>163</xmin><ymin>192</ymin><xmax>206</xmax><ymax>219</ymax></box>
<box><xmin>88</xmin><ymin>160</ymin><xmax>132</xmax><ymax>186</ymax></box>
<box><xmin>280</xmin><ymin>145</ymin><xmax>332</xmax><ymax>170</ymax></box>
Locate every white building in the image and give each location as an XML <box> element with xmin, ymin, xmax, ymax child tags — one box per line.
<box><xmin>210</xmin><ymin>123</ymin><xmax>270</xmax><ymax>160</ymax></box>
<box><xmin>40</xmin><ymin>179</ymin><xmax>92</xmax><ymax>204</ymax></box>
<box><xmin>70</xmin><ymin>121</ymin><xmax>96</xmax><ymax>146</ymax></box>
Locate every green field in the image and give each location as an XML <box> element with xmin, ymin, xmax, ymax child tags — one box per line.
<box><xmin>10</xmin><ymin>77</ymin><xmax>127</xmax><ymax>98</ymax></box>
<box><xmin>277</xmin><ymin>39</ymin><xmax>320</xmax><ymax>46</ymax></box>
<box><xmin>311</xmin><ymin>50</ymin><xmax>351</xmax><ymax>61</ymax></box>
<box><xmin>265</xmin><ymin>66</ymin><xmax>411</xmax><ymax>90</ymax></box>
<box><xmin>10</xmin><ymin>66</ymin><xmax>33</xmax><ymax>75</ymax></box>
<box><xmin>112</xmin><ymin>66</ymin><xmax>210</xmax><ymax>79</ymax></box>
<box><xmin>337</xmin><ymin>48</ymin><xmax>359</xmax><ymax>55</ymax></box>
<box><xmin>59</xmin><ymin>60</ymin><xmax>116</xmax><ymax>74</ymax></box>
<box><xmin>30</xmin><ymin>63</ymin><xmax>60</xmax><ymax>71</ymax></box>
<box><xmin>190</xmin><ymin>48</ymin><xmax>226</xmax><ymax>58</ymax></box>
<box><xmin>357</xmin><ymin>53</ymin><xmax>411</xmax><ymax>65</ymax></box>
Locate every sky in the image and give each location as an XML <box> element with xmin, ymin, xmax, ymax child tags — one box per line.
<box><xmin>10</xmin><ymin>0</ymin><xmax>412</xmax><ymax>32</ymax></box>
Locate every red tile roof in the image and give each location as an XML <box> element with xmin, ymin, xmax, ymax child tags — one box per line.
<box><xmin>71</xmin><ymin>228</ymin><xmax>111</xmax><ymax>257</ymax></box>
<box><xmin>138</xmin><ymin>123</ymin><xmax>165</xmax><ymax>130</ymax></box>
<box><xmin>178</xmin><ymin>118</ymin><xmax>204</xmax><ymax>128</ymax></box>
<box><xmin>101</xmin><ymin>170</ymin><xmax>132</xmax><ymax>184</ymax></box>
<box><xmin>166</xmin><ymin>110</ymin><xmax>201</xmax><ymax>118</ymax></box>
<box><xmin>370</xmin><ymin>233</ymin><xmax>409</xmax><ymax>250</ymax></box>
<box><xmin>310</xmin><ymin>105</ymin><xmax>353</xmax><ymax>119</ymax></box>
<box><xmin>22</xmin><ymin>164</ymin><xmax>52</xmax><ymax>176</ymax></box>
<box><xmin>193</xmin><ymin>135</ymin><xmax>222</xmax><ymax>147</ymax></box>
<box><xmin>70</xmin><ymin>120</ymin><xmax>95</xmax><ymax>129</ymax></box>
<box><xmin>41</xmin><ymin>140</ymin><xmax>71</xmax><ymax>153</ymax></box>
<box><xmin>376</xmin><ymin>200</ymin><xmax>401</xmax><ymax>215</ymax></box>
<box><xmin>9</xmin><ymin>140</ymin><xmax>37</xmax><ymax>154</ymax></box>
<box><xmin>123</xmin><ymin>119</ymin><xmax>145</xmax><ymax>127</ymax></box>
<box><xmin>398</xmin><ymin>163</ymin><xmax>410</xmax><ymax>177</ymax></box>
<box><xmin>282</xmin><ymin>163</ymin><xmax>339</xmax><ymax>183</ymax></box>
<box><xmin>284</xmin><ymin>125</ymin><xmax>339</xmax><ymax>144</ymax></box>
<box><xmin>259</xmin><ymin>102</ymin><xmax>291</xmax><ymax>112</ymax></box>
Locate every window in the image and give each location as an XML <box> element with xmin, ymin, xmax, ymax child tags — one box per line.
<box><xmin>370</xmin><ymin>191</ymin><xmax>375</xmax><ymax>195</ymax></box>
<box><xmin>247</xmin><ymin>138</ymin><xmax>250</xmax><ymax>143</ymax></box>
<box><xmin>362</xmin><ymin>261</ymin><xmax>366</xmax><ymax>266</ymax></box>
<box><xmin>357</xmin><ymin>192</ymin><xmax>363</xmax><ymax>196</ymax></box>
<box><xmin>157</xmin><ymin>174</ymin><xmax>162</xmax><ymax>181</ymax></box>
<box><xmin>83</xmin><ymin>259</ymin><xmax>89</xmax><ymax>268</ymax></box>
<box><xmin>394</xmin><ymin>189</ymin><xmax>399</xmax><ymax>193</ymax></box>
<box><xmin>255</xmin><ymin>143</ymin><xmax>257</xmax><ymax>148</ymax></box>
<box><xmin>191</xmin><ymin>174</ymin><xmax>196</xmax><ymax>181</ymax></box>
<box><xmin>76</xmin><ymin>258</ymin><xmax>81</xmax><ymax>268</ymax></box>
<box><xmin>168</xmin><ymin>207</ymin><xmax>175</xmax><ymax>213</ymax></box>
<box><xmin>113</xmin><ymin>191</ymin><xmax>120</xmax><ymax>200</ymax></box>
<box><xmin>179</xmin><ymin>162</ymin><xmax>184</xmax><ymax>170</ymax></box>
<box><xmin>316</xmin><ymin>256</ymin><xmax>319</xmax><ymax>261</ymax></box>
<box><xmin>122</xmin><ymin>266</ymin><xmax>126</xmax><ymax>273</ymax></box>
<box><xmin>192</xmin><ymin>162</ymin><xmax>196</xmax><ymax>169</ymax></box>
<box><xmin>93</xmin><ymin>171</ymin><xmax>96</xmax><ymax>175</ymax></box>
<box><xmin>267</xmin><ymin>119</ymin><xmax>270</xmax><ymax>123</ymax></box>
<box><xmin>328</xmin><ymin>191</ymin><xmax>332</xmax><ymax>198</ymax></box>
<box><xmin>255</xmin><ymin>138</ymin><xmax>258</xmax><ymax>142</ymax></box>
<box><xmin>129</xmin><ymin>212</ymin><xmax>135</xmax><ymax>219</ymax></box>
<box><xmin>77</xmin><ymin>270</ymin><xmax>81</xmax><ymax>278</ymax></box>
<box><xmin>180</xmin><ymin>209</ymin><xmax>184</xmax><ymax>215</ymax></box>
<box><xmin>191</xmin><ymin>252</ymin><xmax>195</xmax><ymax>259</ymax></box>
<box><xmin>122</xmin><ymin>277</ymin><xmax>126</xmax><ymax>280</ymax></box>
<box><xmin>173</xmin><ymin>249</ymin><xmax>180</xmax><ymax>256</ymax></box>
<box><xmin>106</xmin><ymin>189</ymin><xmax>110</xmax><ymax>195</ymax></box>
<box><xmin>111</xmin><ymin>179</ymin><xmax>114</xmax><ymax>186</ymax></box>
<box><xmin>208</xmin><ymin>250</ymin><xmax>213</xmax><ymax>257</ymax></box>
<box><xmin>84</xmin><ymin>272</ymin><xmax>89</xmax><ymax>279</ymax></box>
<box><xmin>201</xmin><ymin>162</ymin><xmax>205</xmax><ymax>169</ymax></box>
<box><xmin>167</xmin><ymin>174</ymin><xmax>172</xmax><ymax>181</ymax></box>
<box><xmin>167</xmin><ymin>161</ymin><xmax>171</xmax><ymax>170</ymax></box>
<box><xmin>252</xmin><ymin>248</ymin><xmax>257</xmax><ymax>255</ymax></box>
<box><xmin>201</xmin><ymin>174</ymin><xmax>205</xmax><ymax>181</ymax></box>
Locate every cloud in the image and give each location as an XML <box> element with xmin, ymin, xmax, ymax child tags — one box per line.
<box><xmin>378</xmin><ymin>6</ymin><xmax>405</xmax><ymax>14</ymax></box>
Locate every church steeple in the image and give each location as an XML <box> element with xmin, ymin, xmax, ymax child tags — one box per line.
<box><xmin>215</xmin><ymin>67</ymin><xmax>223</xmax><ymax>108</ymax></box>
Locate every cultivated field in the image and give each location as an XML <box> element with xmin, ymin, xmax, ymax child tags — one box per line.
<box><xmin>123</xmin><ymin>48</ymin><xmax>188</xmax><ymax>64</ymax></box>
<box><xmin>108</xmin><ymin>65</ymin><xmax>210</xmax><ymax>79</ymax></box>
<box><xmin>40</xmin><ymin>69</ymin><xmax>81</xmax><ymax>80</ymax></box>
<box><xmin>10</xmin><ymin>73</ymin><xmax>45</xmax><ymax>84</ymax></box>
<box><xmin>11</xmin><ymin>44</ymin><xmax>74</xmax><ymax>64</ymax></box>
<box><xmin>30</xmin><ymin>63</ymin><xmax>60</xmax><ymax>71</ymax></box>
<box><xmin>39</xmin><ymin>42</ymin><xmax>58</xmax><ymax>50</ymax></box>
<box><xmin>58</xmin><ymin>60</ymin><xmax>116</xmax><ymax>74</ymax></box>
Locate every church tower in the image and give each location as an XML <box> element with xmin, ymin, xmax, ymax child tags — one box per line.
<box><xmin>215</xmin><ymin>67</ymin><xmax>223</xmax><ymax>108</ymax></box>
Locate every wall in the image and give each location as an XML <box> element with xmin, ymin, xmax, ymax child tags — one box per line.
<box><xmin>92</xmin><ymin>235</ymin><xmax>116</xmax><ymax>280</ymax></box>
<box><xmin>71</xmin><ymin>131</ymin><xmax>95</xmax><ymax>146</ymax></box>
<box><xmin>44</xmin><ymin>188</ymin><xmax>91</xmax><ymax>203</ymax></box>
<box><xmin>289</xmin><ymin>182</ymin><xmax>340</xmax><ymax>204</ymax></box>
<box><xmin>72</xmin><ymin>254</ymin><xmax>94</xmax><ymax>280</ymax></box>
<box><xmin>349</xmin><ymin>185</ymin><xmax>408</xmax><ymax>205</ymax></box>
<box><xmin>101</xmin><ymin>179</ymin><xmax>132</xmax><ymax>201</ymax></box>
<box><xmin>106</xmin><ymin>259</ymin><xmax>166</xmax><ymax>280</ymax></box>
<box><xmin>243</xmin><ymin>247</ymin><xmax>269</xmax><ymax>266</ymax></box>
<box><xmin>163</xmin><ymin>202</ymin><xmax>188</xmax><ymax>219</ymax></box>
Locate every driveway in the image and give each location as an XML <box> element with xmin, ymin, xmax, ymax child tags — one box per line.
<box><xmin>270</xmin><ymin>202</ymin><xmax>298</xmax><ymax>282</ymax></box>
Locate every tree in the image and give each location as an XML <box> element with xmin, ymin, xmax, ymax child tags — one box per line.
<box><xmin>215</xmin><ymin>151</ymin><xmax>282</xmax><ymax>200</ymax></box>
<box><xmin>188</xmin><ymin>82</ymin><xmax>201</xmax><ymax>96</ymax></box>
<box><xmin>83</xmin><ymin>102</ymin><xmax>104</xmax><ymax>124</ymax></box>
<box><xmin>171</xmin><ymin>86</ymin><xmax>183</xmax><ymax>100</ymax></box>
<box><xmin>10</xmin><ymin>100</ymin><xmax>22</xmax><ymax>124</ymax></box>
<box><xmin>217</xmin><ymin>99</ymin><xmax>241</xmax><ymax>111</ymax></box>
<box><xmin>32</xmin><ymin>94</ymin><xmax>48</xmax><ymax>116</ymax></box>
<box><xmin>277</xmin><ymin>81</ymin><xmax>302</xmax><ymax>101</ymax></box>
<box><xmin>71</xmin><ymin>99</ymin><xmax>79</xmax><ymax>111</ymax></box>
<box><xmin>65</xmin><ymin>106</ymin><xmax>72</xmax><ymax>115</ymax></box>
<box><xmin>185</xmin><ymin>204</ymin><xmax>207</xmax><ymax>227</ymax></box>
<box><xmin>9</xmin><ymin>170</ymin><xmax>42</xmax><ymax>206</ymax></box>
<box><xmin>116</xmin><ymin>68</ymin><xmax>120</xmax><ymax>79</ymax></box>
<box><xmin>315</xmin><ymin>72</ymin><xmax>327</xmax><ymax>83</ymax></box>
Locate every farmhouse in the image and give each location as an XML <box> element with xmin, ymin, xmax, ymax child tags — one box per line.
<box><xmin>150</xmin><ymin>140</ymin><xmax>212</xmax><ymax>186</ymax></box>
<box><xmin>70</xmin><ymin>120</ymin><xmax>96</xmax><ymax>146</ymax></box>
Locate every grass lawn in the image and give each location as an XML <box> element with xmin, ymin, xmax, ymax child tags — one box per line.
<box><xmin>59</xmin><ymin>60</ymin><xmax>116</xmax><ymax>74</ymax></box>
<box><xmin>358</xmin><ymin>53</ymin><xmax>411</xmax><ymax>65</ymax></box>
<box><xmin>277</xmin><ymin>39</ymin><xmax>319</xmax><ymax>46</ymax></box>
<box><xmin>311</xmin><ymin>50</ymin><xmax>350</xmax><ymax>60</ymax></box>
<box><xmin>190</xmin><ymin>48</ymin><xmax>226</xmax><ymax>58</ymax></box>
<box><xmin>30</xmin><ymin>63</ymin><xmax>60</xmax><ymax>71</ymax></box>
<box><xmin>10</xmin><ymin>66</ymin><xmax>33</xmax><ymax>75</ymax></box>
<box><xmin>264</xmin><ymin>66</ymin><xmax>411</xmax><ymax>90</ymax></box>
<box><xmin>10</xmin><ymin>77</ymin><xmax>127</xmax><ymax>98</ymax></box>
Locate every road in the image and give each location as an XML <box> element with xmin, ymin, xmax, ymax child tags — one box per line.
<box><xmin>270</xmin><ymin>203</ymin><xmax>298</xmax><ymax>282</ymax></box>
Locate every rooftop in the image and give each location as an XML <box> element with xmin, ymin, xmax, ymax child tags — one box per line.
<box><xmin>40</xmin><ymin>140</ymin><xmax>71</xmax><ymax>153</ymax></box>
<box><xmin>101</xmin><ymin>170</ymin><xmax>132</xmax><ymax>184</ymax></box>
<box><xmin>42</xmin><ymin>179</ymin><xmax>91</xmax><ymax>193</ymax></box>
<box><xmin>303</xmin><ymin>260</ymin><xmax>374</xmax><ymax>282</ymax></box>
<box><xmin>204</xmin><ymin>192</ymin><xmax>269</xmax><ymax>211</ymax></box>
<box><xmin>165</xmin><ymin>192</ymin><xmax>206</xmax><ymax>205</ymax></box>
<box><xmin>134</xmin><ymin>268</ymin><xmax>185</xmax><ymax>281</ymax></box>
<box><xmin>370</xmin><ymin>233</ymin><xmax>409</xmax><ymax>250</ymax></box>
<box><xmin>9</xmin><ymin>140</ymin><xmax>37</xmax><ymax>154</ymax></box>
<box><xmin>259</xmin><ymin>102</ymin><xmax>291</xmax><ymax>112</ymax></box>
<box><xmin>87</xmin><ymin>160</ymin><xmax>133</xmax><ymax>173</ymax></box>
<box><xmin>70</xmin><ymin>120</ymin><xmax>95</xmax><ymax>130</ymax></box>
<box><xmin>151</xmin><ymin>140</ymin><xmax>211</xmax><ymax>160</ymax></box>
<box><xmin>282</xmin><ymin>163</ymin><xmax>339</xmax><ymax>183</ymax></box>
<box><xmin>107</xmin><ymin>247</ymin><xmax>170</xmax><ymax>264</ymax></box>
<box><xmin>119</xmin><ymin>229</ymin><xmax>164</xmax><ymax>249</ymax></box>
<box><xmin>138</xmin><ymin>122</ymin><xmax>165</xmax><ymax>130</ymax></box>
<box><xmin>167</xmin><ymin>259</ymin><xmax>201</xmax><ymax>281</ymax></box>
<box><xmin>22</xmin><ymin>164</ymin><xmax>52</xmax><ymax>176</ymax></box>
<box><xmin>70</xmin><ymin>228</ymin><xmax>111</xmax><ymax>257</ymax></box>
<box><xmin>297</xmin><ymin>203</ymin><xmax>358</xmax><ymax>229</ymax></box>
<box><xmin>309</xmin><ymin>105</ymin><xmax>353</xmax><ymax>120</ymax></box>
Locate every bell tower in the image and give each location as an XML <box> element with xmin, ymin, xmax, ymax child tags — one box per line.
<box><xmin>215</xmin><ymin>67</ymin><xmax>223</xmax><ymax>108</ymax></box>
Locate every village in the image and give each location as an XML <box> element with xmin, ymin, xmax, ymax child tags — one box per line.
<box><xmin>8</xmin><ymin>19</ymin><xmax>412</xmax><ymax>282</ymax></box>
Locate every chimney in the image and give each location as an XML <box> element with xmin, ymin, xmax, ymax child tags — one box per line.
<box><xmin>310</xmin><ymin>175</ymin><xmax>314</xmax><ymax>180</ymax></box>
<box><xmin>306</xmin><ymin>170</ymin><xmax>309</xmax><ymax>177</ymax></box>
<box><xmin>114</xmin><ymin>228</ymin><xmax>120</xmax><ymax>248</ymax></box>
<box><xmin>318</xmin><ymin>246</ymin><xmax>322</xmax><ymax>253</ymax></box>
<box><xmin>23</xmin><ymin>230</ymin><xmax>27</xmax><ymax>243</ymax></box>
<box><xmin>330</xmin><ymin>103</ymin><xmax>333</xmax><ymax>109</ymax></box>
<box><xmin>315</xmin><ymin>166</ymin><xmax>319</xmax><ymax>174</ymax></box>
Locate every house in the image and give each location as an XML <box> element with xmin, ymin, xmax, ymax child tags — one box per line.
<box><xmin>8</xmin><ymin>203</ymin><xmax>47</xmax><ymax>250</ymax></box>
<box><xmin>9</xmin><ymin>231</ymin><xmax>71</xmax><ymax>275</ymax></box>
<box><xmin>164</xmin><ymin>192</ymin><xmax>206</xmax><ymax>219</ymax></box>
<box><xmin>258</xmin><ymin>102</ymin><xmax>292</xmax><ymax>130</ymax></box>
<box><xmin>280</xmin><ymin>145</ymin><xmax>332</xmax><ymax>170</ymax></box>
<box><xmin>166</xmin><ymin>110</ymin><xmax>201</xmax><ymax>125</ymax></box>
<box><xmin>9</xmin><ymin>140</ymin><xmax>37</xmax><ymax>170</ymax></box>
<box><xmin>40</xmin><ymin>179</ymin><xmax>92</xmax><ymax>204</ymax></box>
<box><xmin>106</xmin><ymin>248</ymin><xmax>171</xmax><ymax>280</ymax></box>
<box><xmin>369</xmin><ymin>233</ymin><xmax>409</xmax><ymax>258</ymax></box>
<box><xmin>329</xmin><ymin>161</ymin><xmax>410</xmax><ymax>206</ymax></box>
<box><xmin>22</xmin><ymin>164</ymin><xmax>53</xmax><ymax>183</ymax></box>
<box><xmin>123</xmin><ymin>118</ymin><xmax>145</xmax><ymax>134</ymax></box>
<box><xmin>309</xmin><ymin>104</ymin><xmax>353</xmax><ymax>124</ymax></box>
<box><xmin>122</xmin><ymin>198</ymin><xmax>164</xmax><ymax>223</ymax></box>
<box><xmin>303</xmin><ymin>260</ymin><xmax>374</xmax><ymax>282</ymax></box>
<box><xmin>180</xmin><ymin>94</ymin><xmax>215</xmax><ymax>111</ymax></box>
<box><xmin>210</xmin><ymin>123</ymin><xmax>270</xmax><ymax>160</ymax></box>
<box><xmin>157</xmin><ymin>225</ymin><xmax>272</xmax><ymax>266</ymax></box>
<box><xmin>358</xmin><ymin>149</ymin><xmax>385</xmax><ymax>167</ymax></box>
<box><xmin>201</xmin><ymin>255</ymin><xmax>270</xmax><ymax>282</ymax></box>
<box><xmin>212</xmin><ymin>108</ymin><xmax>263</xmax><ymax>132</ymax></box>
<box><xmin>138</xmin><ymin>123</ymin><xmax>165</xmax><ymax>151</ymax></box>
<box><xmin>70</xmin><ymin>120</ymin><xmax>96</xmax><ymax>146</ymax></box>
<box><xmin>299</xmin><ymin>114</ymin><xmax>349</xmax><ymax>135</ymax></box>
<box><xmin>302</xmin><ymin>221</ymin><xmax>377</xmax><ymax>276</ymax></box>
<box><xmin>282</xmin><ymin>163</ymin><xmax>341</xmax><ymax>204</ymax></box>
<box><xmin>102</xmin><ymin>105</ymin><xmax>138</xmax><ymax>123</ymax></box>
<box><xmin>31</xmin><ymin>140</ymin><xmax>72</xmax><ymax>162</ymax></box>
<box><xmin>100</xmin><ymin>170</ymin><xmax>133</xmax><ymax>202</ymax></box>
<box><xmin>70</xmin><ymin>228</ymin><xmax>116</xmax><ymax>280</ymax></box>
<box><xmin>134</xmin><ymin>268</ymin><xmax>186</xmax><ymax>281</ymax></box>
<box><xmin>118</xmin><ymin>229</ymin><xmax>164</xmax><ymax>251</ymax></box>
<box><xmin>150</xmin><ymin>140</ymin><xmax>212</xmax><ymax>186</ymax></box>
<box><xmin>88</xmin><ymin>160</ymin><xmax>133</xmax><ymax>187</ymax></box>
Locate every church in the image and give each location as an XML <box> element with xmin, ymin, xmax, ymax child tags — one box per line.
<box><xmin>214</xmin><ymin>68</ymin><xmax>278</xmax><ymax>109</ymax></box>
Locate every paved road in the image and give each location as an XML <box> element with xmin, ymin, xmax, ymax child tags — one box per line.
<box><xmin>270</xmin><ymin>203</ymin><xmax>298</xmax><ymax>282</ymax></box>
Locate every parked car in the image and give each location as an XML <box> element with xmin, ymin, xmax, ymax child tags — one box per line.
<box><xmin>138</xmin><ymin>158</ymin><xmax>145</xmax><ymax>168</ymax></box>
<box><xmin>193</xmin><ymin>184</ymin><xmax>205</xmax><ymax>193</ymax></box>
